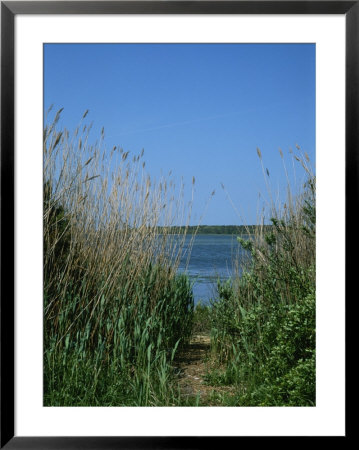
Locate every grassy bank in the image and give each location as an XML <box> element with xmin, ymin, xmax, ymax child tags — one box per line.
<box><xmin>204</xmin><ymin>148</ymin><xmax>316</xmax><ymax>406</ymax></box>
<box><xmin>43</xmin><ymin>110</ymin><xmax>195</xmax><ymax>406</ymax></box>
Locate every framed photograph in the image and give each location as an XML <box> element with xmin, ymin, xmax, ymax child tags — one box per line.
<box><xmin>1</xmin><ymin>1</ymin><xmax>351</xmax><ymax>447</ymax></box>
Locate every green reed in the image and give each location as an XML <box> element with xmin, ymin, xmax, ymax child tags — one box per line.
<box><xmin>43</xmin><ymin>109</ymin><xmax>194</xmax><ymax>406</ymax></box>
<box><xmin>208</xmin><ymin>147</ymin><xmax>316</xmax><ymax>406</ymax></box>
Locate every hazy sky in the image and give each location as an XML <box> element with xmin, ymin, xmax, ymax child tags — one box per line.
<box><xmin>44</xmin><ymin>43</ymin><xmax>315</xmax><ymax>225</ymax></box>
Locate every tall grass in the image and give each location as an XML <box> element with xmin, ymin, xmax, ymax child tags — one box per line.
<box><xmin>43</xmin><ymin>109</ymin><xmax>194</xmax><ymax>406</ymax></box>
<box><xmin>208</xmin><ymin>147</ymin><xmax>316</xmax><ymax>406</ymax></box>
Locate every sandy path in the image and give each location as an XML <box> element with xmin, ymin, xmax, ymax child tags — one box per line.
<box><xmin>175</xmin><ymin>333</ymin><xmax>234</xmax><ymax>404</ymax></box>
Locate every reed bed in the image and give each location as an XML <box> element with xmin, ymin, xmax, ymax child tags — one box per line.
<box><xmin>208</xmin><ymin>147</ymin><xmax>316</xmax><ymax>406</ymax></box>
<box><xmin>43</xmin><ymin>109</ymin><xmax>194</xmax><ymax>406</ymax></box>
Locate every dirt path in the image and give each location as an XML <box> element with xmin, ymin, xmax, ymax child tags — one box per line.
<box><xmin>175</xmin><ymin>333</ymin><xmax>234</xmax><ymax>404</ymax></box>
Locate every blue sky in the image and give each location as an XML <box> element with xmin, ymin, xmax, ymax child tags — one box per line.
<box><xmin>44</xmin><ymin>43</ymin><xmax>315</xmax><ymax>225</ymax></box>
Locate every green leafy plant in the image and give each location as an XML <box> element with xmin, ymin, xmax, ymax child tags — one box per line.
<box><xmin>209</xmin><ymin>148</ymin><xmax>316</xmax><ymax>406</ymax></box>
<box><xmin>43</xmin><ymin>109</ymin><xmax>195</xmax><ymax>406</ymax></box>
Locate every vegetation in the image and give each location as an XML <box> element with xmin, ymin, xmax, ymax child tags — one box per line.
<box><xmin>44</xmin><ymin>108</ymin><xmax>315</xmax><ymax>407</ymax></box>
<box><xmin>206</xmin><ymin>147</ymin><xmax>316</xmax><ymax>406</ymax></box>
<box><xmin>192</xmin><ymin>302</ymin><xmax>212</xmax><ymax>334</ymax></box>
<box><xmin>157</xmin><ymin>224</ymin><xmax>273</xmax><ymax>235</ymax></box>
<box><xmin>43</xmin><ymin>109</ymin><xmax>195</xmax><ymax>406</ymax></box>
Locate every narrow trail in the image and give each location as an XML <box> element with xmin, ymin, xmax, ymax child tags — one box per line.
<box><xmin>175</xmin><ymin>333</ymin><xmax>234</xmax><ymax>404</ymax></box>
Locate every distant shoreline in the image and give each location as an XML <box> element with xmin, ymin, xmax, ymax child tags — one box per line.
<box><xmin>157</xmin><ymin>225</ymin><xmax>273</xmax><ymax>235</ymax></box>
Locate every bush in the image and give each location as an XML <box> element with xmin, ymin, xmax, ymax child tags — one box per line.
<box><xmin>239</xmin><ymin>291</ymin><xmax>315</xmax><ymax>406</ymax></box>
<box><xmin>209</xmin><ymin>148</ymin><xmax>316</xmax><ymax>406</ymax></box>
<box><xmin>192</xmin><ymin>301</ymin><xmax>212</xmax><ymax>334</ymax></box>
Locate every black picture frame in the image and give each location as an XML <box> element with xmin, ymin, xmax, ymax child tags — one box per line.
<box><xmin>1</xmin><ymin>1</ymin><xmax>351</xmax><ymax>447</ymax></box>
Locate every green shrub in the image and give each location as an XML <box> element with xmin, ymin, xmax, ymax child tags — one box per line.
<box><xmin>209</xmin><ymin>149</ymin><xmax>316</xmax><ymax>406</ymax></box>
<box><xmin>239</xmin><ymin>291</ymin><xmax>315</xmax><ymax>406</ymax></box>
<box><xmin>192</xmin><ymin>301</ymin><xmax>212</xmax><ymax>334</ymax></box>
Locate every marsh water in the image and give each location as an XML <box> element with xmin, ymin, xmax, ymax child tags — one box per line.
<box><xmin>177</xmin><ymin>234</ymin><xmax>251</xmax><ymax>305</ymax></box>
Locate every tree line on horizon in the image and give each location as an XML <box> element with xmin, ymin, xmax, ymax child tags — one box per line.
<box><xmin>157</xmin><ymin>224</ymin><xmax>273</xmax><ymax>235</ymax></box>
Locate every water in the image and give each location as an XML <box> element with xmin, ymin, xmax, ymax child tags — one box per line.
<box><xmin>177</xmin><ymin>234</ymin><xmax>250</xmax><ymax>305</ymax></box>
